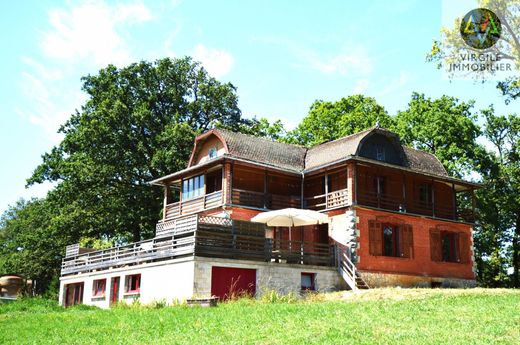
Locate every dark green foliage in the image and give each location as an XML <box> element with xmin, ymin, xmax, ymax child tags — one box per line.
<box><xmin>286</xmin><ymin>95</ymin><xmax>393</xmax><ymax>147</ymax></box>
<box><xmin>27</xmin><ymin>57</ymin><xmax>243</xmax><ymax>243</ymax></box>
<box><xmin>393</xmin><ymin>93</ymin><xmax>484</xmax><ymax>177</ymax></box>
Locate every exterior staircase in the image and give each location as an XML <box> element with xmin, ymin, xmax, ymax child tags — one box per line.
<box><xmin>337</xmin><ymin>247</ymin><xmax>369</xmax><ymax>291</ymax></box>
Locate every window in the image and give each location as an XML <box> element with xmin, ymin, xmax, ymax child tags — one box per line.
<box><xmin>376</xmin><ymin>145</ymin><xmax>385</xmax><ymax>161</ymax></box>
<box><xmin>125</xmin><ymin>274</ymin><xmax>141</xmax><ymax>294</ymax></box>
<box><xmin>419</xmin><ymin>183</ymin><xmax>432</xmax><ymax>206</ymax></box>
<box><xmin>430</xmin><ymin>229</ymin><xmax>469</xmax><ymax>263</ymax></box>
<box><xmin>374</xmin><ymin>176</ymin><xmax>386</xmax><ymax>195</ymax></box>
<box><xmin>182</xmin><ymin>175</ymin><xmax>205</xmax><ymax>200</ymax></box>
<box><xmin>92</xmin><ymin>279</ymin><xmax>106</xmax><ymax>297</ymax></box>
<box><xmin>206</xmin><ymin>169</ymin><xmax>222</xmax><ymax>194</ymax></box>
<box><xmin>368</xmin><ymin>220</ymin><xmax>413</xmax><ymax>258</ymax></box>
<box><xmin>301</xmin><ymin>273</ymin><xmax>315</xmax><ymax>291</ymax></box>
<box><xmin>442</xmin><ymin>232</ymin><xmax>459</xmax><ymax>262</ymax></box>
<box><xmin>209</xmin><ymin>147</ymin><xmax>218</xmax><ymax>159</ymax></box>
<box><xmin>383</xmin><ymin>225</ymin><xmax>401</xmax><ymax>257</ymax></box>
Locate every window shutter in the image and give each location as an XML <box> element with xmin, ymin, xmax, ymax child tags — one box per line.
<box><xmin>401</xmin><ymin>224</ymin><xmax>414</xmax><ymax>258</ymax></box>
<box><xmin>459</xmin><ymin>232</ymin><xmax>470</xmax><ymax>264</ymax></box>
<box><xmin>430</xmin><ymin>228</ymin><xmax>442</xmax><ymax>262</ymax></box>
<box><xmin>368</xmin><ymin>220</ymin><xmax>382</xmax><ymax>256</ymax></box>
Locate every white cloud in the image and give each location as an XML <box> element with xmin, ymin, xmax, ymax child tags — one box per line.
<box><xmin>254</xmin><ymin>37</ymin><xmax>373</xmax><ymax>77</ymax></box>
<box><xmin>18</xmin><ymin>1</ymin><xmax>154</xmax><ymax>143</ymax></box>
<box><xmin>192</xmin><ymin>44</ymin><xmax>235</xmax><ymax>78</ymax></box>
<box><xmin>377</xmin><ymin>70</ymin><xmax>413</xmax><ymax>97</ymax></box>
<box><xmin>41</xmin><ymin>0</ymin><xmax>152</xmax><ymax>67</ymax></box>
<box><xmin>352</xmin><ymin>79</ymin><xmax>370</xmax><ymax>94</ymax></box>
<box><xmin>306</xmin><ymin>49</ymin><xmax>374</xmax><ymax>76</ymax></box>
<box><xmin>17</xmin><ymin>67</ymin><xmax>87</xmax><ymax>143</ymax></box>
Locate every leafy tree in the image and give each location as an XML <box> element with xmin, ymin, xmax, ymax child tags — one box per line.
<box><xmin>477</xmin><ymin>108</ymin><xmax>520</xmax><ymax>286</ymax></box>
<box><xmin>0</xmin><ymin>198</ymin><xmax>69</xmax><ymax>294</ymax></box>
<box><xmin>393</xmin><ymin>93</ymin><xmax>485</xmax><ymax>177</ymax></box>
<box><xmin>286</xmin><ymin>95</ymin><xmax>392</xmax><ymax>146</ymax></box>
<box><xmin>27</xmin><ymin>57</ymin><xmax>244</xmax><ymax>243</ymax></box>
<box><xmin>238</xmin><ymin>117</ymin><xmax>287</xmax><ymax>141</ymax></box>
<box><xmin>427</xmin><ymin>0</ymin><xmax>520</xmax><ymax>103</ymax></box>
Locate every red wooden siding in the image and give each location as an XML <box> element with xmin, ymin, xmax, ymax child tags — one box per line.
<box><xmin>211</xmin><ymin>267</ymin><xmax>256</xmax><ymax>300</ymax></box>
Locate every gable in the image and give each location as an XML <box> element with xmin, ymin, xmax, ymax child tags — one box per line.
<box><xmin>189</xmin><ymin>132</ymin><xmax>227</xmax><ymax>167</ymax></box>
<box><xmin>356</xmin><ymin>132</ymin><xmax>405</xmax><ymax>166</ymax></box>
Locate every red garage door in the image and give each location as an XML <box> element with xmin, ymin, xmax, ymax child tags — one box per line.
<box><xmin>211</xmin><ymin>267</ymin><xmax>256</xmax><ymax>300</ymax></box>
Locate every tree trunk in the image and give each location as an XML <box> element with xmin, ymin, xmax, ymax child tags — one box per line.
<box><xmin>132</xmin><ymin>225</ymin><xmax>141</xmax><ymax>243</ymax></box>
<box><xmin>513</xmin><ymin>212</ymin><xmax>520</xmax><ymax>288</ymax></box>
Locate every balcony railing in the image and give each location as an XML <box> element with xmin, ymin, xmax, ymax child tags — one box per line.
<box><xmin>164</xmin><ymin>190</ymin><xmax>223</xmax><ymax>219</ymax></box>
<box><xmin>357</xmin><ymin>191</ymin><xmax>475</xmax><ymax>222</ymax></box>
<box><xmin>305</xmin><ymin>188</ymin><xmax>350</xmax><ymax>211</ymax></box>
<box><xmin>231</xmin><ymin>188</ymin><xmax>301</xmax><ymax>210</ymax></box>
<box><xmin>62</xmin><ymin>215</ymin><xmax>334</xmax><ymax>276</ymax></box>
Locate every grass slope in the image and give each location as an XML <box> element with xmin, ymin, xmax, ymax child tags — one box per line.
<box><xmin>1</xmin><ymin>289</ymin><xmax>519</xmax><ymax>344</ymax></box>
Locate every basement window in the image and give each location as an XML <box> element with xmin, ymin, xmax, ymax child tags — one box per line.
<box><xmin>92</xmin><ymin>279</ymin><xmax>106</xmax><ymax>298</ymax></box>
<box><xmin>301</xmin><ymin>273</ymin><xmax>316</xmax><ymax>291</ymax></box>
<box><xmin>125</xmin><ymin>274</ymin><xmax>141</xmax><ymax>294</ymax></box>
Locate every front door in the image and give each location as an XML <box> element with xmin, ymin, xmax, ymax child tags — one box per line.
<box><xmin>110</xmin><ymin>277</ymin><xmax>120</xmax><ymax>305</ymax></box>
<box><xmin>64</xmin><ymin>282</ymin><xmax>84</xmax><ymax>307</ymax></box>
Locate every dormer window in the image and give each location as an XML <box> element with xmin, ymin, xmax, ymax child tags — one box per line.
<box><xmin>209</xmin><ymin>147</ymin><xmax>218</xmax><ymax>159</ymax></box>
<box><xmin>376</xmin><ymin>145</ymin><xmax>385</xmax><ymax>161</ymax></box>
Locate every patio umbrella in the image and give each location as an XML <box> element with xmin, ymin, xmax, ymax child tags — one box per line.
<box><xmin>251</xmin><ymin>208</ymin><xmax>328</xmax><ymax>227</ymax></box>
<box><xmin>251</xmin><ymin>208</ymin><xmax>329</xmax><ymax>261</ymax></box>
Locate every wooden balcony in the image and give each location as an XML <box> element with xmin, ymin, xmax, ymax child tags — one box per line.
<box><xmin>305</xmin><ymin>188</ymin><xmax>350</xmax><ymax>211</ymax></box>
<box><xmin>62</xmin><ymin>215</ymin><xmax>334</xmax><ymax>276</ymax></box>
<box><xmin>231</xmin><ymin>188</ymin><xmax>301</xmax><ymax>210</ymax></box>
<box><xmin>357</xmin><ymin>191</ymin><xmax>475</xmax><ymax>223</ymax></box>
<box><xmin>163</xmin><ymin>190</ymin><xmax>222</xmax><ymax>220</ymax></box>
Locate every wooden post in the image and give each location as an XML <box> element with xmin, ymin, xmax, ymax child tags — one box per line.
<box><xmin>452</xmin><ymin>182</ymin><xmax>457</xmax><ymax>220</ymax></box>
<box><xmin>229</xmin><ymin>162</ymin><xmax>234</xmax><ymax>205</ymax></box>
<box><xmin>402</xmin><ymin>173</ymin><xmax>406</xmax><ymax>212</ymax></box>
<box><xmin>431</xmin><ymin>178</ymin><xmax>436</xmax><ymax>218</ymax></box>
<box><xmin>179</xmin><ymin>180</ymin><xmax>183</xmax><ymax>215</ymax></box>
<box><xmin>471</xmin><ymin>188</ymin><xmax>476</xmax><ymax>221</ymax></box>
<box><xmin>264</xmin><ymin>170</ymin><xmax>268</xmax><ymax>209</ymax></box>
<box><xmin>353</xmin><ymin>163</ymin><xmax>357</xmax><ymax>205</ymax></box>
<box><xmin>221</xmin><ymin>166</ymin><xmax>225</xmax><ymax>205</ymax></box>
<box><xmin>163</xmin><ymin>183</ymin><xmax>170</xmax><ymax>221</ymax></box>
<box><xmin>376</xmin><ymin>176</ymin><xmax>381</xmax><ymax>209</ymax></box>
<box><xmin>301</xmin><ymin>174</ymin><xmax>305</xmax><ymax>209</ymax></box>
<box><xmin>324</xmin><ymin>173</ymin><xmax>329</xmax><ymax>209</ymax></box>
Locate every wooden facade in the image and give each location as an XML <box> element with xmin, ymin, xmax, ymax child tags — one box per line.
<box><xmin>61</xmin><ymin>127</ymin><xmax>479</xmax><ymax>293</ymax></box>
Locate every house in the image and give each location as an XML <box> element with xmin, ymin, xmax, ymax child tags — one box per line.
<box><xmin>59</xmin><ymin>126</ymin><xmax>479</xmax><ymax>307</ymax></box>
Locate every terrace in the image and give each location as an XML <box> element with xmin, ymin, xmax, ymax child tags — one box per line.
<box><xmin>61</xmin><ymin>215</ymin><xmax>334</xmax><ymax>276</ymax></box>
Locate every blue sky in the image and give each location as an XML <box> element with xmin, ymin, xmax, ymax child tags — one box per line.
<box><xmin>0</xmin><ymin>0</ymin><xmax>515</xmax><ymax>214</ymax></box>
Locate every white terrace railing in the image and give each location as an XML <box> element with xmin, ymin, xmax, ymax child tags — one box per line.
<box><xmin>61</xmin><ymin>236</ymin><xmax>195</xmax><ymax>275</ymax></box>
<box><xmin>62</xmin><ymin>215</ymin><xmax>232</xmax><ymax>275</ymax></box>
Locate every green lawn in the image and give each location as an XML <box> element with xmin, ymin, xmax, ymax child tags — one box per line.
<box><xmin>1</xmin><ymin>289</ymin><xmax>519</xmax><ymax>344</ymax></box>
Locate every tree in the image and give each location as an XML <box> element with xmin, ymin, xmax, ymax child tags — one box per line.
<box><xmin>237</xmin><ymin>117</ymin><xmax>287</xmax><ymax>141</ymax></box>
<box><xmin>478</xmin><ymin>108</ymin><xmax>520</xmax><ymax>286</ymax></box>
<box><xmin>393</xmin><ymin>93</ymin><xmax>485</xmax><ymax>177</ymax></box>
<box><xmin>0</xmin><ymin>198</ymin><xmax>70</xmax><ymax>294</ymax></box>
<box><xmin>428</xmin><ymin>0</ymin><xmax>520</xmax><ymax>103</ymax></box>
<box><xmin>286</xmin><ymin>95</ymin><xmax>393</xmax><ymax>147</ymax></box>
<box><xmin>27</xmin><ymin>57</ymin><xmax>244</xmax><ymax>243</ymax></box>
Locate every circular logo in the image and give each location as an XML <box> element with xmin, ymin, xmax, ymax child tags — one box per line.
<box><xmin>460</xmin><ymin>8</ymin><xmax>501</xmax><ymax>49</ymax></box>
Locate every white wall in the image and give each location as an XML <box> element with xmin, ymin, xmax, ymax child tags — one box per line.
<box><xmin>59</xmin><ymin>257</ymin><xmax>195</xmax><ymax>308</ymax></box>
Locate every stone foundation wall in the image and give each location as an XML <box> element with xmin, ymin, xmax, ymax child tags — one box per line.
<box><xmin>193</xmin><ymin>257</ymin><xmax>347</xmax><ymax>297</ymax></box>
<box><xmin>359</xmin><ymin>270</ymin><xmax>477</xmax><ymax>288</ymax></box>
